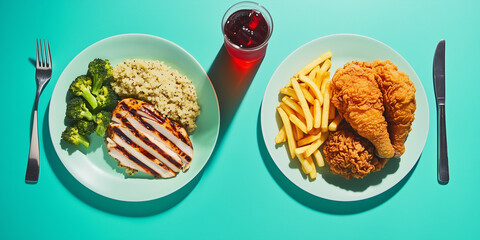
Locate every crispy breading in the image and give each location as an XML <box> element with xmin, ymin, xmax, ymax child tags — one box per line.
<box><xmin>323</xmin><ymin>123</ymin><xmax>389</xmax><ymax>179</ymax></box>
<box><xmin>372</xmin><ymin>60</ymin><xmax>416</xmax><ymax>157</ymax></box>
<box><xmin>331</xmin><ymin>62</ymin><xmax>395</xmax><ymax>159</ymax></box>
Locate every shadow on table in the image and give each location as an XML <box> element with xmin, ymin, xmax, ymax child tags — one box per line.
<box><xmin>257</xmin><ymin>108</ymin><xmax>417</xmax><ymax>215</ymax></box>
<box><xmin>43</xmin><ymin>45</ymin><xmax>263</xmax><ymax>217</ymax></box>
<box><xmin>208</xmin><ymin>45</ymin><xmax>263</xmax><ymax>141</ymax></box>
<box><xmin>201</xmin><ymin>45</ymin><xmax>263</xmax><ymax>168</ymax></box>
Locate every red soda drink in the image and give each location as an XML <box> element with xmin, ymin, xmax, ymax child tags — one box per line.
<box><xmin>222</xmin><ymin>2</ymin><xmax>273</xmax><ymax>62</ymax></box>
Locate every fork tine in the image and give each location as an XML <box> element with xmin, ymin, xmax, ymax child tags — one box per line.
<box><xmin>39</xmin><ymin>39</ymin><xmax>45</xmax><ymax>67</ymax></box>
<box><xmin>46</xmin><ymin>40</ymin><xmax>52</xmax><ymax>68</ymax></box>
<box><xmin>42</xmin><ymin>40</ymin><xmax>47</xmax><ymax>68</ymax></box>
<box><xmin>36</xmin><ymin>39</ymin><xmax>40</xmax><ymax>68</ymax></box>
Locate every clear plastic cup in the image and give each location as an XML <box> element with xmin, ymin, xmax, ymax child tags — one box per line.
<box><xmin>221</xmin><ymin>1</ymin><xmax>273</xmax><ymax>62</ymax></box>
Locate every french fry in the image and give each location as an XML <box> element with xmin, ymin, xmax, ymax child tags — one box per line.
<box><xmin>295</xmin><ymin>110</ymin><xmax>307</xmax><ymax>123</ymax></box>
<box><xmin>320</xmin><ymin>73</ymin><xmax>330</xmax><ymax>95</ymax></box>
<box><xmin>289</xmin><ymin>114</ymin><xmax>307</xmax><ymax>134</ymax></box>
<box><xmin>295</xmin><ymin>145</ymin><xmax>310</xmax><ymax>155</ymax></box>
<box><xmin>300</xmin><ymin>84</ymin><xmax>315</xmax><ymax>104</ymax></box>
<box><xmin>319</xmin><ymin>59</ymin><xmax>332</xmax><ymax>73</ymax></box>
<box><xmin>306</xmin><ymin>126</ymin><xmax>329</xmax><ymax>158</ymax></box>
<box><xmin>277</xmin><ymin>107</ymin><xmax>296</xmax><ymax>159</ymax></box>
<box><xmin>295</xmin><ymin>125</ymin><xmax>304</xmax><ymax>140</ymax></box>
<box><xmin>295</xmin><ymin>148</ymin><xmax>313</xmax><ymax>174</ymax></box>
<box><xmin>275</xmin><ymin>126</ymin><xmax>286</xmax><ymax>143</ymax></box>
<box><xmin>295</xmin><ymin>51</ymin><xmax>333</xmax><ymax>76</ymax></box>
<box><xmin>305</xmin><ymin>134</ymin><xmax>328</xmax><ymax>157</ymax></box>
<box><xmin>313</xmin><ymin>149</ymin><xmax>325</xmax><ymax>167</ymax></box>
<box><xmin>280</xmin><ymin>87</ymin><xmax>297</xmax><ymax>99</ymax></box>
<box><xmin>328</xmin><ymin>114</ymin><xmax>343</xmax><ymax>131</ymax></box>
<box><xmin>282</xmin><ymin>96</ymin><xmax>303</xmax><ymax>115</ymax></box>
<box><xmin>305</xmin><ymin>137</ymin><xmax>323</xmax><ymax>158</ymax></box>
<box><xmin>298</xmin><ymin>74</ymin><xmax>324</xmax><ymax>106</ymax></box>
<box><xmin>306</xmin><ymin>156</ymin><xmax>317</xmax><ymax>179</ymax></box>
<box><xmin>291</xmin><ymin>77</ymin><xmax>313</xmax><ymax>131</ymax></box>
<box><xmin>297</xmin><ymin>131</ymin><xmax>321</xmax><ymax>147</ymax></box>
<box><xmin>313</xmin><ymin>99</ymin><xmax>321</xmax><ymax>129</ymax></box>
<box><xmin>309</xmin><ymin>105</ymin><xmax>315</xmax><ymax>126</ymax></box>
<box><xmin>321</xmin><ymin>81</ymin><xmax>331</xmax><ymax>132</ymax></box>
<box><xmin>279</xmin><ymin>102</ymin><xmax>296</xmax><ymax>117</ymax></box>
<box><xmin>315</xmin><ymin>71</ymin><xmax>329</xmax><ymax>88</ymax></box>
<box><xmin>308</xmin><ymin>65</ymin><xmax>320</xmax><ymax>81</ymax></box>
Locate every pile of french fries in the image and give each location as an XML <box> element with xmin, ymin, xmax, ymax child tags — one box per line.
<box><xmin>275</xmin><ymin>51</ymin><xmax>343</xmax><ymax>180</ymax></box>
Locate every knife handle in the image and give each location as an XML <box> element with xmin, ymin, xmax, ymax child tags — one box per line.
<box><xmin>437</xmin><ymin>104</ymin><xmax>449</xmax><ymax>183</ymax></box>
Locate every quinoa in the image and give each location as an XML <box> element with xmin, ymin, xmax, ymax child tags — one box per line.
<box><xmin>111</xmin><ymin>59</ymin><xmax>200</xmax><ymax>132</ymax></box>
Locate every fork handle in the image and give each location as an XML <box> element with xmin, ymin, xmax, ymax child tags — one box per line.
<box><xmin>26</xmin><ymin>93</ymin><xmax>40</xmax><ymax>184</ymax></box>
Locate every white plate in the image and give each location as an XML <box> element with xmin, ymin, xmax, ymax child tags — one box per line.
<box><xmin>260</xmin><ymin>34</ymin><xmax>429</xmax><ymax>202</ymax></box>
<box><xmin>49</xmin><ymin>34</ymin><xmax>220</xmax><ymax>202</ymax></box>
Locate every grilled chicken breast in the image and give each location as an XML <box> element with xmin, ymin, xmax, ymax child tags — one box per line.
<box><xmin>106</xmin><ymin>98</ymin><xmax>194</xmax><ymax>178</ymax></box>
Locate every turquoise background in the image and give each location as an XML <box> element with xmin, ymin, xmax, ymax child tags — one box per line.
<box><xmin>2</xmin><ymin>0</ymin><xmax>479</xmax><ymax>239</ymax></box>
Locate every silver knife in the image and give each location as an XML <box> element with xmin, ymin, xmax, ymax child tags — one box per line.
<box><xmin>433</xmin><ymin>39</ymin><xmax>449</xmax><ymax>184</ymax></box>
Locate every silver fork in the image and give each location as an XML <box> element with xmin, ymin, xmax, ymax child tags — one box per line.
<box><xmin>25</xmin><ymin>39</ymin><xmax>52</xmax><ymax>184</ymax></box>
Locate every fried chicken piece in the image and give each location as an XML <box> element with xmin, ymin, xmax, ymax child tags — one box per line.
<box><xmin>372</xmin><ymin>60</ymin><xmax>416</xmax><ymax>157</ymax></box>
<box><xmin>323</xmin><ymin>123</ymin><xmax>389</xmax><ymax>179</ymax></box>
<box><xmin>331</xmin><ymin>62</ymin><xmax>395</xmax><ymax>159</ymax></box>
<box><xmin>353</xmin><ymin>60</ymin><xmax>416</xmax><ymax>156</ymax></box>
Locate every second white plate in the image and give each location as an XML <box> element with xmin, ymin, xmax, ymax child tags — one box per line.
<box><xmin>260</xmin><ymin>34</ymin><xmax>429</xmax><ymax>202</ymax></box>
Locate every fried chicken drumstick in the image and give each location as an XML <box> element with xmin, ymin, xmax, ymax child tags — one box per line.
<box><xmin>331</xmin><ymin>62</ymin><xmax>395</xmax><ymax>159</ymax></box>
<box><xmin>371</xmin><ymin>60</ymin><xmax>416</xmax><ymax>157</ymax></box>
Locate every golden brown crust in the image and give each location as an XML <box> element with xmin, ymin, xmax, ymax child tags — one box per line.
<box><xmin>331</xmin><ymin>62</ymin><xmax>395</xmax><ymax>159</ymax></box>
<box><xmin>371</xmin><ymin>60</ymin><xmax>416</xmax><ymax>157</ymax></box>
<box><xmin>323</xmin><ymin>123</ymin><xmax>389</xmax><ymax>179</ymax></box>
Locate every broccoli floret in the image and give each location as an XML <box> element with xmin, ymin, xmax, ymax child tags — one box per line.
<box><xmin>94</xmin><ymin>111</ymin><xmax>112</xmax><ymax>137</ymax></box>
<box><xmin>88</xmin><ymin>58</ymin><xmax>113</xmax><ymax>95</ymax></box>
<box><xmin>74</xmin><ymin>120</ymin><xmax>96</xmax><ymax>136</ymax></box>
<box><xmin>69</xmin><ymin>75</ymin><xmax>98</xmax><ymax>109</ymax></box>
<box><xmin>66</xmin><ymin>97</ymin><xmax>94</xmax><ymax>121</ymax></box>
<box><xmin>61</xmin><ymin>126</ymin><xmax>90</xmax><ymax>148</ymax></box>
<box><xmin>96</xmin><ymin>85</ymin><xmax>119</xmax><ymax>111</ymax></box>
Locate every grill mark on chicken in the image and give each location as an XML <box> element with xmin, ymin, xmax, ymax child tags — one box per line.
<box><xmin>141</xmin><ymin>106</ymin><xmax>166</xmax><ymax>124</ymax></box>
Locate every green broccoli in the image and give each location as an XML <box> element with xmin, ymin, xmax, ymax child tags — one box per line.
<box><xmin>96</xmin><ymin>85</ymin><xmax>119</xmax><ymax>111</ymax></box>
<box><xmin>94</xmin><ymin>111</ymin><xmax>112</xmax><ymax>137</ymax></box>
<box><xmin>61</xmin><ymin>126</ymin><xmax>90</xmax><ymax>148</ymax></box>
<box><xmin>88</xmin><ymin>58</ymin><xmax>113</xmax><ymax>95</ymax></box>
<box><xmin>74</xmin><ymin>120</ymin><xmax>96</xmax><ymax>136</ymax></box>
<box><xmin>69</xmin><ymin>75</ymin><xmax>98</xmax><ymax>109</ymax></box>
<box><xmin>66</xmin><ymin>97</ymin><xmax>94</xmax><ymax>121</ymax></box>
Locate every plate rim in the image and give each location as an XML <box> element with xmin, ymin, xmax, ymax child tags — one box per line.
<box><xmin>261</xmin><ymin>33</ymin><xmax>429</xmax><ymax>202</ymax></box>
<box><xmin>49</xmin><ymin>33</ymin><xmax>220</xmax><ymax>202</ymax></box>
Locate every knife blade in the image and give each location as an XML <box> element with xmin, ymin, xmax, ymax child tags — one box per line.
<box><xmin>433</xmin><ymin>39</ymin><xmax>449</xmax><ymax>184</ymax></box>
